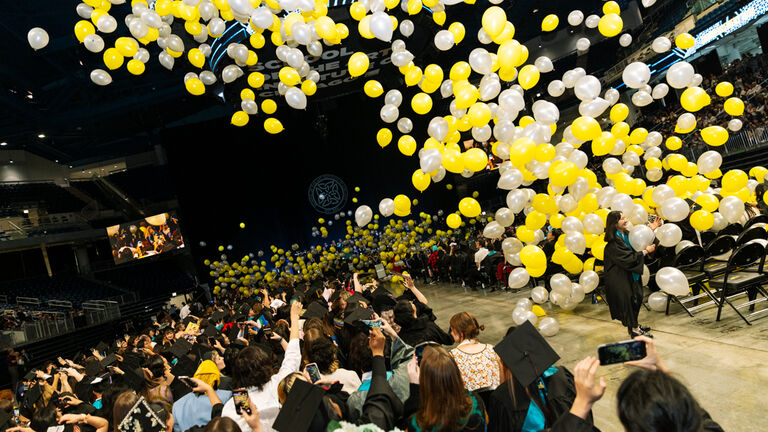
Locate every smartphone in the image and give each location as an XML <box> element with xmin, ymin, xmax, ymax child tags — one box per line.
<box><xmin>415</xmin><ymin>345</ymin><xmax>427</xmax><ymax>366</ymax></box>
<box><xmin>598</xmin><ymin>340</ymin><xmax>647</xmax><ymax>365</ymax></box>
<box><xmin>305</xmin><ymin>362</ymin><xmax>322</xmax><ymax>383</ymax></box>
<box><xmin>254</xmin><ymin>315</ymin><xmax>269</xmax><ymax>331</ymax></box>
<box><xmin>177</xmin><ymin>376</ymin><xmax>196</xmax><ymax>388</ymax></box>
<box><xmin>232</xmin><ymin>389</ymin><xmax>251</xmax><ymax>415</ymax></box>
<box><xmin>361</xmin><ymin>320</ymin><xmax>381</xmax><ymax>329</ymax></box>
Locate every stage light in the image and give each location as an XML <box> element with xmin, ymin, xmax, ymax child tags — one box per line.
<box><xmin>0</xmin><ymin>142</ymin><xmax>6</xmax><ymax>146</ymax></box>
<box><xmin>38</xmin><ymin>133</ymin><xmax>45</xmax><ymax>138</ymax></box>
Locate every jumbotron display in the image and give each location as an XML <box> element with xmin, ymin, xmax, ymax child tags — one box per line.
<box><xmin>106</xmin><ymin>212</ymin><xmax>185</xmax><ymax>265</ymax></box>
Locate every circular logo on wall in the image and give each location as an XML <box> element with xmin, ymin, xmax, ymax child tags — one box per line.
<box><xmin>308</xmin><ymin>174</ymin><xmax>348</xmax><ymax>215</ymax></box>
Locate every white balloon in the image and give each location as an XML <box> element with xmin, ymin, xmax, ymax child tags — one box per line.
<box><xmin>399</xmin><ymin>19</ymin><xmax>414</xmax><ymax>37</ymax></box>
<box><xmin>576</xmin><ymin>37</ymin><xmax>591</xmax><ymax>51</ymax></box>
<box><xmin>629</xmin><ymin>225</ymin><xmax>655</xmax><ymax>251</ymax></box>
<box><xmin>574</xmin><ymin>75</ymin><xmax>601</xmax><ymax>101</ymax></box>
<box><xmin>567</xmin><ymin>10</ymin><xmax>584</xmax><ymax>26</ymax></box>
<box><xmin>728</xmin><ymin>118</ymin><xmax>743</xmax><ymax>132</ymax></box>
<box><xmin>397</xmin><ymin>117</ymin><xmax>413</xmax><ymax>134</ymax></box>
<box><xmin>469</xmin><ymin>48</ymin><xmax>493</xmax><ymax>75</ymax></box>
<box><xmin>285</xmin><ymin>87</ymin><xmax>307</xmax><ymax>110</ymax></box>
<box><xmin>547</xmin><ymin>80</ymin><xmax>565</xmax><ymax>97</ymax></box>
<box><xmin>619</xmin><ymin>33</ymin><xmax>633</xmax><ymax>47</ymax></box>
<box><xmin>434</xmin><ymin>30</ymin><xmax>455</xmax><ymax>51</ymax></box>
<box><xmin>534</xmin><ymin>56</ymin><xmax>554</xmax><ymax>73</ymax></box>
<box><xmin>508</xmin><ymin>268</ymin><xmax>530</xmax><ymax>289</ymax></box>
<box><xmin>655</xmin><ymin>267</ymin><xmax>690</xmax><ymax>296</ymax></box>
<box><xmin>652</xmin><ymin>83</ymin><xmax>669</xmax><ymax>99</ymax></box>
<box><xmin>631</xmin><ymin>90</ymin><xmax>654</xmax><ymax>107</ymax></box>
<box><xmin>97</xmin><ymin>15</ymin><xmax>118</xmax><ymax>33</ymax></box>
<box><xmin>538</xmin><ymin>317</ymin><xmax>559</xmax><ymax>336</ymax></box>
<box><xmin>84</xmin><ymin>34</ymin><xmax>105</xmax><ymax>53</ymax></box>
<box><xmin>532</xmin><ymin>100</ymin><xmax>559</xmax><ymax>125</ymax></box>
<box><xmin>531</xmin><ymin>286</ymin><xmax>549</xmax><ymax>303</ymax></box>
<box><xmin>677</xmin><ymin>112</ymin><xmax>697</xmax><ymax>131</ymax></box>
<box><xmin>579</xmin><ymin>271</ymin><xmax>599</xmax><ymax>293</ymax></box>
<box><xmin>651</xmin><ymin>37</ymin><xmax>671</xmax><ymax>53</ymax></box>
<box><xmin>604</xmin><ymin>88</ymin><xmax>620</xmax><ymax>105</ymax></box>
<box><xmin>76</xmin><ymin>3</ymin><xmax>94</xmax><ymax>19</ymax></box>
<box><xmin>90</xmin><ymin>69</ymin><xmax>112</xmax><ymax>86</ymax></box>
<box><xmin>661</xmin><ymin>197</ymin><xmax>690</xmax><ymax>222</ymax></box>
<box><xmin>655</xmin><ymin>223</ymin><xmax>683</xmax><ymax>247</ymax></box>
<box><xmin>379</xmin><ymin>198</ymin><xmax>395</xmax><ymax>217</ymax></box>
<box><xmin>355</xmin><ymin>205</ymin><xmax>373</xmax><ymax>227</ymax></box>
<box><xmin>623</xmin><ymin>62</ymin><xmax>652</xmax><ymax>89</ymax></box>
<box><xmin>380</xmin><ymin>104</ymin><xmax>399</xmax><ymax>123</ymax></box>
<box><xmin>666</xmin><ymin>61</ymin><xmax>695</xmax><ymax>89</ymax></box>
<box><xmin>648</xmin><ymin>292</ymin><xmax>668</xmax><ymax>311</ymax></box>
<box><xmin>370</xmin><ymin>11</ymin><xmax>393</xmax><ymax>42</ymax></box>
<box><xmin>385</xmin><ymin>89</ymin><xmax>403</xmax><ymax>107</ymax></box>
<box><xmin>585</xmin><ymin>14</ymin><xmax>600</xmax><ymax>28</ymax></box>
<box><xmin>27</xmin><ymin>27</ymin><xmax>49</xmax><ymax>50</ymax></box>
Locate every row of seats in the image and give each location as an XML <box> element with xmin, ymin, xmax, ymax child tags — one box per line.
<box><xmin>0</xmin><ymin>276</ymin><xmax>126</xmax><ymax>308</ymax></box>
<box><xmin>0</xmin><ymin>183</ymin><xmax>85</xmax><ymax>214</ymax></box>
<box><xmin>664</xmin><ymin>214</ymin><xmax>768</xmax><ymax>325</ymax></box>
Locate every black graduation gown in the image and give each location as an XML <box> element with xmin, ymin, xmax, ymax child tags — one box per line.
<box><xmin>603</xmin><ymin>235</ymin><xmax>645</xmax><ymax>328</ymax></box>
<box><xmin>487</xmin><ymin>367</ymin><xmax>593</xmax><ymax>432</ymax></box>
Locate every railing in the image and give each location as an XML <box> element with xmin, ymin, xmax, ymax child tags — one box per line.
<box><xmin>678</xmin><ymin>126</ymin><xmax>768</xmax><ymax>161</ymax></box>
<box><xmin>82</xmin><ymin>301</ymin><xmax>120</xmax><ymax>325</ymax></box>
<box><xmin>47</xmin><ymin>300</ymin><xmax>73</xmax><ymax>309</ymax></box>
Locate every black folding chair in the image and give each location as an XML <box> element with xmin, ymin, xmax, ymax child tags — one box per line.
<box><xmin>699</xmin><ymin>234</ymin><xmax>736</xmax><ymax>278</ymax></box>
<box><xmin>735</xmin><ymin>225</ymin><xmax>768</xmax><ymax>247</ymax></box>
<box><xmin>708</xmin><ymin>241</ymin><xmax>768</xmax><ymax>325</ymax></box>
<box><xmin>743</xmin><ymin>214</ymin><xmax>768</xmax><ymax>230</ymax></box>
<box><xmin>720</xmin><ymin>223</ymin><xmax>743</xmax><ymax>236</ymax></box>
<box><xmin>666</xmin><ymin>244</ymin><xmax>711</xmax><ymax>317</ymax></box>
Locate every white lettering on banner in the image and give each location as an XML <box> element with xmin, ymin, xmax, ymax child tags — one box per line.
<box><xmin>256</xmin><ymin>67</ymin><xmax>381</xmax><ymax>98</ymax></box>
<box><xmin>686</xmin><ymin>0</ymin><xmax>768</xmax><ymax>57</ymax></box>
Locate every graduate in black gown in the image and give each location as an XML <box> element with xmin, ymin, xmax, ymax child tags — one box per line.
<box><xmin>603</xmin><ymin>211</ymin><xmax>656</xmax><ymax>338</ymax></box>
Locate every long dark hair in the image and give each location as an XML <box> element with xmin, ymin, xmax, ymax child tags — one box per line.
<box><xmin>605</xmin><ymin>211</ymin><xmax>623</xmax><ymax>243</ymax></box>
<box><xmin>417</xmin><ymin>345</ymin><xmax>473</xmax><ymax>431</ymax></box>
<box><xmin>617</xmin><ymin>370</ymin><xmax>704</xmax><ymax>432</ymax></box>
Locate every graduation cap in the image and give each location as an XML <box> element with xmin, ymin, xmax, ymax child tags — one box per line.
<box><xmin>85</xmin><ymin>360</ymin><xmax>102</xmax><ymax>377</ymax></box>
<box><xmin>192</xmin><ymin>343</ymin><xmax>213</xmax><ymax>361</ymax></box>
<box><xmin>23</xmin><ymin>370</ymin><xmax>37</xmax><ymax>381</ymax></box>
<box><xmin>272</xmin><ymin>379</ymin><xmax>326</xmax><ymax>432</ymax></box>
<box><xmin>343</xmin><ymin>305</ymin><xmax>373</xmax><ymax>326</ymax></box>
<box><xmin>493</xmin><ymin>321</ymin><xmax>560</xmax><ymax>388</ymax></box>
<box><xmin>121</xmin><ymin>367</ymin><xmax>145</xmax><ymax>392</ymax></box>
<box><xmin>171</xmin><ymin>355</ymin><xmax>196</xmax><ymax>378</ymax></box>
<box><xmin>121</xmin><ymin>353</ymin><xmax>142</xmax><ymax>370</ymax></box>
<box><xmin>101</xmin><ymin>354</ymin><xmax>118</xmax><ymax>368</ymax></box>
<box><xmin>329</xmin><ymin>289</ymin><xmax>342</xmax><ymax>302</ymax></box>
<box><xmin>24</xmin><ymin>383</ymin><xmax>43</xmax><ymax>406</ymax></box>
<box><xmin>170</xmin><ymin>339</ymin><xmax>193</xmax><ymax>359</ymax></box>
<box><xmin>203</xmin><ymin>325</ymin><xmax>219</xmax><ymax>338</ymax></box>
<box><xmin>117</xmin><ymin>397</ymin><xmax>166</xmax><ymax>432</ymax></box>
<box><xmin>301</xmin><ymin>302</ymin><xmax>328</xmax><ymax>320</ymax></box>
<box><xmin>95</xmin><ymin>341</ymin><xmax>109</xmax><ymax>354</ymax></box>
<box><xmin>347</xmin><ymin>293</ymin><xmax>367</xmax><ymax>306</ymax></box>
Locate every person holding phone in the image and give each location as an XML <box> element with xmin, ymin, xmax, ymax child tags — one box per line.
<box><xmin>553</xmin><ymin>337</ymin><xmax>724</xmax><ymax>432</ymax></box>
<box><xmin>221</xmin><ymin>300</ymin><xmax>302</xmax><ymax>432</ymax></box>
<box><xmin>171</xmin><ymin>361</ymin><xmax>232</xmax><ymax>432</ymax></box>
<box><xmin>603</xmin><ymin>211</ymin><xmax>656</xmax><ymax>338</ymax></box>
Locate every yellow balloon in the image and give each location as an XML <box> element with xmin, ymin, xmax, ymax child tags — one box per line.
<box><xmin>715</xmin><ymin>82</ymin><xmax>733</xmax><ymax>97</ymax></box>
<box><xmin>497</xmin><ymin>40</ymin><xmax>523</xmax><ymax>70</ymax></box>
<box><xmin>463</xmin><ymin>148</ymin><xmax>488</xmax><ymax>172</ymax></box>
<box><xmin>278</xmin><ymin>67</ymin><xmax>301</xmax><ymax>86</ymax></box>
<box><xmin>231</xmin><ymin>111</ymin><xmax>249</xmax><ymax>127</ymax></box>
<box><xmin>377</xmin><ymin>128</ymin><xmax>392</xmax><ymax>147</ymax></box>
<box><xmin>722</xmin><ymin>169</ymin><xmax>747</xmax><ymax>191</ymax></box>
<box><xmin>315</xmin><ymin>16</ymin><xmax>337</xmax><ymax>39</ymax></box>
<box><xmin>406</xmin><ymin>0</ymin><xmax>422</xmax><ymax>15</ymax></box>
<box><xmin>468</xmin><ymin>102</ymin><xmax>491</xmax><ymax>127</ymax></box>
<box><xmin>424</xmin><ymin>64</ymin><xmax>444</xmax><ymax>83</ymax></box>
<box><xmin>598</xmin><ymin>13</ymin><xmax>623</xmax><ymax>37</ymax></box>
<box><xmin>603</xmin><ymin>0</ymin><xmax>621</xmax><ymax>14</ymax></box>
<box><xmin>349</xmin><ymin>2</ymin><xmax>366</xmax><ymax>20</ymax></box>
<box><xmin>610</xmin><ymin>103</ymin><xmax>629</xmax><ymax>123</ymax></box>
<box><xmin>482</xmin><ymin>6</ymin><xmax>506</xmax><ymax>38</ymax></box>
<box><xmin>242</xmin><ymin>89</ymin><xmax>254</xmax><ymax>100</ymax></box>
<box><xmin>249</xmin><ymin>32</ymin><xmax>265</xmax><ymax>49</ymax></box>
<box><xmin>520</xmin><ymin>245</ymin><xmax>546</xmax><ymax>268</ymax></box>
<box><xmin>549</xmin><ymin>161</ymin><xmax>578</xmax><ymax>187</ymax></box>
<box><xmin>261</xmin><ymin>99</ymin><xmax>277</xmax><ymax>114</ymax></box>
<box><xmin>103</xmin><ymin>48</ymin><xmax>124</xmax><ymax>70</ymax></box>
<box><xmin>491</xmin><ymin>21</ymin><xmax>515</xmax><ymax>44</ymax></box>
<box><xmin>126</xmin><ymin>58</ymin><xmax>145</xmax><ymax>75</ymax></box>
<box><xmin>680</xmin><ymin>87</ymin><xmax>710</xmax><ymax>112</ymax></box>
<box><xmin>446</xmin><ymin>213</ymin><xmax>462</xmax><ymax>229</ymax></box>
<box><xmin>695</xmin><ymin>194</ymin><xmax>719</xmax><ymax>212</ymax></box>
<box><xmin>406</xmin><ymin>92</ymin><xmax>430</xmax><ymax>115</ymax></box>
<box><xmin>509</xmin><ymin>137</ymin><xmax>537</xmax><ymax>167</ymax></box>
<box><xmin>449</xmin><ymin>61</ymin><xmax>471</xmax><ymax>80</ymax></box>
<box><xmin>458</xmin><ymin>197</ymin><xmax>481</xmax><ymax>218</ymax></box>
<box><xmin>364</xmin><ymin>80</ymin><xmax>384</xmax><ymax>97</ymax></box>
<box><xmin>591</xmin><ymin>132</ymin><xmax>616</xmax><ymax>156</ymax></box>
<box><xmin>404</xmin><ymin>66</ymin><xmax>423</xmax><ymax>87</ymax></box>
<box><xmin>700</xmin><ymin>126</ymin><xmax>728</xmax><ymax>147</ymax></box>
<box><xmin>535</xmin><ymin>143</ymin><xmax>555</xmax><ymax>162</ymax></box>
<box><xmin>264</xmin><ymin>118</ymin><xmax>284</xmax><ymax>134</ymax></box>
<box><xmin>448</xmin><ymin>22</ymin><xmax>465</xmax><ymax>43</ymax></box>
<box><xmin>432</xmin><ymin>11</ymin><xmax>446</xmax><ymax>25</ymax></box>
<box><xmin>301</xmin><ymin>79</ymin><xmax>317</xmax><ymax>96</ymax></box>
<box><xmin>690</xmin><ymin>210</ymin><xmax>714</xmax><ymax>231</ymax></box>
<box><xmin>541</xmin><ymin>14</ymin><xmax>559</xmax><ymax>32</ymax></box>
<box><xmin>248</xmin><ymin>72</ymin><xmax>265</xmax><ymax>88</ymax></box>
<box><xmin>411</xmin><ymin>169</ymin><xmax>431</xmax><ymax>192</ymax></box>
<box><xmin>443</xmin><ymin>149</ymin><xmax>464</xmax><ymax>173</ymax></box>
<box><xmin>348</xmin><ymin>52</ymin><xmax>369</xmax><ymax>77</ymax></box>
<box><xmin>185</xmin><ymin>77</ymin><xmax>205</xmax><ymax>95</ymax></box>
<box><xmin>572</xmin><ymin>116</ymin><xmax>602</xmax><ymax>141</ymax></box>
<box><xmin>675</xmin><ymin>33</ymin><xmax>695</xmax><ymax>49</ymax></box>
<box><xmin>115</xmin><ymin>37</ymin><xmax>138</xmax><ymax>57</ymax></box>
<box><xmin>398</xmin><ymin>135</ymin><xmax>417</xmax><ymax>156</ymax></box>
<box><xmin>526</xmin><ymin>211</ymin><xmax>546</xmax><ymax>230</ymax></box>
<box><xmin>518</xmin><ymin>65</ymin><xmax>540</xmax><ymax>90</ymax></box>
<box><xmin>74</xmin><ymin>20</ymin><xmax>96</xmax><ymax>43</ymax></box>
<box><xmin>666</xmin><ymin>136</ymin><xmax>682</xmax><ymax>151</ymax></box>
<box><xmin>724</xmin><ymin>97</ymin><xmax>744</xmax><ymax>116</ymax></box>
<box><xmin>188</xmin><ymin>48</ymin><xmax>205</xmax><ymax>68</ymax></box>
<box><xmin>394</xmin><ymin>194</ymin><xmax>411</xmax><ymax>214</ymax></box>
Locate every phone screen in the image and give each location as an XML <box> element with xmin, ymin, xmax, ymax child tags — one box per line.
<box><xmin>415</xmin><ymin>345</ymin><xmax>426</xmax><ymax>366</ymax></box>
<box><xmin>232</xmin><ymin>389</ymin><xmax>251</xmax><ymax>415</ymax></box>
<box><xmin>305</xmin><ymin>363</ymin><xmax>322</xmax><ymax>383</ymax></box>
<box><xmin>598</xmin><ymin>340</ymin><xmax>647</xmax><ymax>365</ymax></box>
<box><xmin>361</xmin><ymin>320</ymin><xmax>381</xmax><ymax>328</ymax></box>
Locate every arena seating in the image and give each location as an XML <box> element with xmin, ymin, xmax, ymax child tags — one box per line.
<box><xmin>94</xmin><ymin>261</ymin><xmax>195</xmax><ymax>297</ymax></box>
<box><xmin>0</xmin><ymin>183</ymin><xmax>86</xmax><ymax>214</ymax></box>
<box><xmin>0</xmin><ymin>275</ymin><xmax>127</xmax><ymax>307</ymax></box>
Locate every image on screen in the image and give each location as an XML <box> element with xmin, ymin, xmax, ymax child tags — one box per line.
<box><xmin>106</xmin><ymin>212</ymin><xmax>185</xmax><ymax>265</ymax></box>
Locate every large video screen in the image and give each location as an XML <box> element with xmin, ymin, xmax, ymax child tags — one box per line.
<box><xmin>106</xmin><ymin>212</ymin><xmax>185</xmax><ymax>265</ymax></box>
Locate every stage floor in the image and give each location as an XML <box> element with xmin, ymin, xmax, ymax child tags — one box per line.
<box><xmin>418</xmin><ymin>282</ymin><xmax>768</xmax><ymax>432</ymax></box>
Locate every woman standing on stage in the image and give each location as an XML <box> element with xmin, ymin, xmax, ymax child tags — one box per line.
<box><xmin>603</xmin><ymin>211</ymin><xmax>657</xmax><ymax>338</ymax></box>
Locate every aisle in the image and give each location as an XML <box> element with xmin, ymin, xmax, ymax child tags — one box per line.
<box><xmin>419</xmin><ymin>282</ymin><xmax>768</xmax><ymax>432</ymax></box>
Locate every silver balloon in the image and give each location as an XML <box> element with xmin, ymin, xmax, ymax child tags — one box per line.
<box><xmin>27</xmin><ymin>27</ymin><xmax>49</xmax><ymax>50</ymax></box>
<box><xmin>483</xmin><ymin>221</ymin><xmax>504</xmax><ymax>239</ymax></box>
<box><xmin>419</xmin><ymin>148</ymin><xmax>442</xmax><ymax>173</ymax></box>
<box><xmin>385</xmin><ymin>89</ymin><xmax>403</xmax><ymax>107</ymax></box>
<box><xmin>370</xmin><ymin>11</ymin><xmax>393</xmax><ymax>42</ymax></box>
<box><xmin>355</xmin><ymin>205</ymin><xmax>373</xmax><ymax>227</ymax></box>
<box><xmin>666</xmin><ymin>61</ymin><xmax>694</xmax><ymax>89</ymax></box>
<box><xmin>548</xmin><ymin>80</ymin><xmax>565</xmax><ymax>97</ymax></box>
<box><xmin>576</xmin><ymin>38</ymin><xmax>591</xmax><ymax>51</ymax></box>
<box><xmin>380</xmin><ymin>104</ymin><xmax>399</xmax><ymax>123</ymax></box>
<box><xmin>585</xmin><ymin>14</ymin><xmax>600</xmax><ymax>28</ymax></box>
<box><xmin>76</xmin><ymin>3</ymin><xmax>94</xmax><ymax>19</ymax></box>
<box><xmin>660</xmin><ymin>197</ymin><xmax>690</xmax><ymax>222</ymax></box>
<box><xmin>531</xmin><ymin>286</ymin><xmax>549</xmax><ymax>304</ymax></box>
<box><xmin>574</xmin><ymin>75</ymin><xmax>601</xmax><ymax>101</ymax></box>
<box><xmin>379</xmin><ymin>198</ymin><xmax>395</xmax><ymax>217</ymax></box>
<box><xmin>97</xmin><ymin>15</ymin><xmax>118</xmax><ymax>33</ymax></box>
<box><xmin>565</xmin><ymin>232</ymin><xmax>586</xmax><ymax>254</ymax></box>
<box><xmin>538</xmin><ymin>317</ymin><xmax>559</xmax><ymax>336</ymax></box>
<box><xmin>728</xmin><ymin>119</ymin><xmax>743</xmax><ymax>132</ymax></box>
<box><xmin>652</xmin><ymin>83</ymin><xmax>669</xmax><ymax>99</ymax></box>
<box><xmin>567</xmin><ymin>10</ymin><xmax>584</xmax><ymax>26</ymax></box>
<box><xmin>583</xmin><ymin>213</ymin><xmax>604</xmax><ymax>235</ymax></box>
<box><xmin>652</xmin><ymin>36</ymin><xmax>671</xmax><ymax>53</ymax></box>
<box><xmin>655</xmin><ymin>223</ymin><xmax>682</xmax><ymax>247</ymax></box>
<box><xmin>89</xmin><ymin>69</ymin><xmax>112</xmax><ymax>86</ymax></box>
<box><xmin>623</xmin><ymin>62</ymin><xmax>651</xmax><ymax>89</ymax></box>
<box><xmin>655</xmin><ymin>267</ymin><xmax>690</xmax><ymax>296</ymax></box>
<box><xmin>579</xmin><ymin>270</ymin><xmax>599</xmax><ymax>293</ymax></box>
<box><xmin>719</xmin><ymin>196</ymin><xmax>745</xmax><ymax>224</ymax></box>
<box><xmin>619</xmin><ymin>33</ymin><xmax>633</xmax><ymax>47</ymax></box>
<box><xmin>158</xmin><ymin>51</ymin><xmax>174</xmax><ymax>70</ymax></box>
<box><xmin>495</xmin><ymin>208</ymin><xmax>515</xmax><ymax>227</ymax></box>
<box><xmin>534</xmin><ymin>56</ymin><xmax>553</xmax><ymax>73</ymax></box>
<box><xmin>241</xmin><ymin>98</ymin><xmax>259</xmax><ymax>115</ymax></box>
<box><xmin>84</xmin><ymin>34</ymin><xmax>105</xmax><ymax>53</ymax></box>
<box><xmin>469</xmin><ymin>48</ymin><xmax>493</xmax><ymax>75</ymax></box>
<box><xmin>629</xmin><ymin>225</ymin><xmax>655</xmax><ymax>251</ymax></box>
<box><xmin>397</xmin><ymin>117</ymin><xmax>413</xmax><ymax>134</ymax></box>
<box><xmin>428</xmin><ymin>117</ymin><xmax>449</xmax><ymax>141</ymax></box>
<box><xmin>399</xmin><ymin>19</ymin><xmax>414</xmax><ymax>37</ymax></box>
<box><xmin>200</xmin><ymin>70</ymin><xmax>217</xmax><ymax>85</ymax></box>
<box><xmin>648</xmin><ymin>291</ymin><xmax>668</xmax><ymax>311</ymax></box>
<box><xmin>434</xmin><ymin>30</ymin><xmax>455</xmax><ymax>51</ymax></box>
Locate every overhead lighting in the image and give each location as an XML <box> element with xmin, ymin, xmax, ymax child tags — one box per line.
<box><xmin>532</xmin><ymin>8</ymin><xmax>539</xmax><ymax>13</ymax></box>
<box><xmin>55</xmin><ymin>160</ymin><xmax>59</xmax><ymax>163</ymax></box>
<box><xmin>9</xmin><ymin>160</ymin><xmax>13</xmax><ymax>164</ymax></box>
<box><xmin>0</xmin><ymin>142</ymin><xmax>6</xmax><ymax>146</ymax></box>
<box><xmin>23</xmin><ymin>209</ymin><xmax>29</xmax><ymax>214</ymax></box>
<box><xmin>26</xmin><ymin>93</ymin><xmax>33</xmax><ymax>100</ymax></box>
<box><xmin>37</xmin><ymin>133</ymin><xmax>46</xmax><ymax>138</ymax></box>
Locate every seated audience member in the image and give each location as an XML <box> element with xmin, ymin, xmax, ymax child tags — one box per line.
<box><xmin>404</xmin><ymin>344</ymin><xmax>488</xmax><ymax>431</ymax></box>
<box><xmin>449</xmin><ymin>312</ymin><xmax>501</xmax><ymax>392</ymax></box>
<box><xmin>553</xmin><ymin>336</ymin><xmax>724</xmax><ymax>432</ymax></box>
<box><xmin>171</xmin><ymin>361</ymin><xmax>232</xmax><ymax>432</ymax></box>
<box><xmin>488</xmin><ymin>323</ymin><xmax>588</xmax><ymax>432</ymax></box>
<box><xmin>393</xmin><ymin>276</ymin><xmax>453</xmax><ymax>347</ymax></box>
<box><xmin>221</xmin><ymin>301</ymin><xmax>302</xmax><ymax>432</ymax></box>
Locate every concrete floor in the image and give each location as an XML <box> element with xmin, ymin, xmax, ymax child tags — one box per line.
<box><xmin>418</xmin><ymin>282</ymin><xmax>768</xmax><ymax>432</ymax></box>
